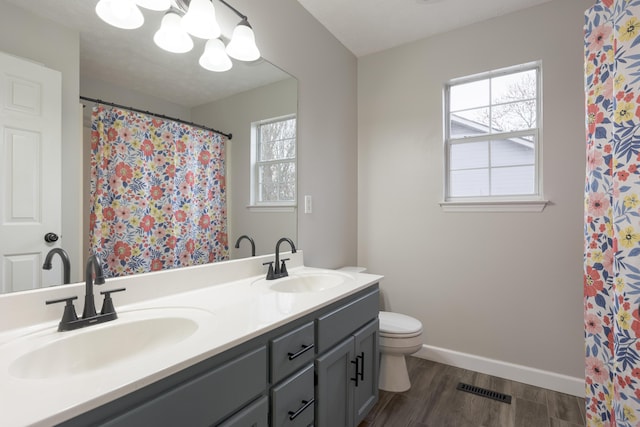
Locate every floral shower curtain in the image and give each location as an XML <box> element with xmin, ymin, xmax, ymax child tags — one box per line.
<box><xmin>585</xmin><ymin>1</ymin><xmax>640</xmax><ymax>425</ymax></box>
<box><xmin>89</xmin><ymin>105</ymin><xmax>228</xmax><ymax>277</ymax></box>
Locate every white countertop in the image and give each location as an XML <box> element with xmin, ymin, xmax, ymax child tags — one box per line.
<box><xmin>0</xmin><ymin>255</ymin><xmax>382</xmax><ymax>427</ymax></box>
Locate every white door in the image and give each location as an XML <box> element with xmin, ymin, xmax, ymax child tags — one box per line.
<box><xmin>0</xmin><ymin>51</ymin><xmax>62</xmax><ymax>293</ymax></box>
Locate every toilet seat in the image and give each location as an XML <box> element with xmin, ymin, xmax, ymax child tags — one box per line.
<box><xmin>380</xmin><ymin>330</ymin><xmax>422</xmax><ymax>339</ymax></box>
<box><xmin>379</xmin><ymin>311</ymin><xmax>422</xmax><ymax>336</ymax></box>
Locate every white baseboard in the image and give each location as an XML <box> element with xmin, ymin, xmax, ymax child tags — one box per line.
<box><xmin>414</xmin><ymin>345</ymin><xmax>584</xmax><ymax>398</ymax></box>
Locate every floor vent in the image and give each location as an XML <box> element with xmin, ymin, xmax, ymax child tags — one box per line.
<box><xmin>456</xmin><ymin>383</ymin><xmax>512</xmax><ymax>404</ymax></box>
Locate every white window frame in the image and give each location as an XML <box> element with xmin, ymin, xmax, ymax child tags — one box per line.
<box><xmin>441</xmin><ymin>62</ymin><xmax>548</xmax><ymax>212</ymax></box>
<box><xmin>249</xmin><ymin>114</ymin><xmax>297</xmax><ymax>211</ymax></box>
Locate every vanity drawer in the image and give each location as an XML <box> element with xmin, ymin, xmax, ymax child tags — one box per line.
<box><xmin>217</xmin><ymin>396</ymin><xmax>268</xmax><ymax>427</ymax></box>
<box><xmin>271</xmin><ymin>364</ymin><xmax>315</xmax><ymax>427</ymax></box>
<box><xmin>271</xmin><ymin>321</ymin><xmax>315</xmax><ymax>383</ymax></box>
<box><xmin>316</xmin><ymin>289</ymin><xmax>379</xmax><ymax>353</ymax></box>
<box><xmin>102</xmin><ymin>346</ymin><xmax>267</xmax><ymax>427</ymax></box>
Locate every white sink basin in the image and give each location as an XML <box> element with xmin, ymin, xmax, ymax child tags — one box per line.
<box><xmin>7</xmin><ymin>307</ymin><xmax>213</xmax><ymax>380</ymax></box>
<box><xmin>258</xmin><ymin>271</ymin><xmax>351</xmax><ymax>293</ymax></box>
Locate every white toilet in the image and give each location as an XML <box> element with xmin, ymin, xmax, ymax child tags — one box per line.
<box><xmin>337</xmin><ymin>267</ymin><xmax>424</xmax><ymax>392</ymax></box>
<box><xmin>378</xmin><ymin>311</ymin><xmax>423</xmax><ymax>392</ymax></box>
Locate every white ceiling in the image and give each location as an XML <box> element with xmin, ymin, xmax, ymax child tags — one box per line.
<box><xmin>3</xmin><ymin>0</ymin><xmax>556</xmax><ymax>107</ymax></box>
<box><xmin>295</xmin><ymin>0</ymin><xmax>556</xmax><ymax>57</ymax></box>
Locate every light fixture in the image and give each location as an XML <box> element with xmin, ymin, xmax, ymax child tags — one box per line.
<box><xmin>96</xmin><ymin>0</ymin><xmax>261</xmax><ymax>72</ymax></box>
<box><xmin>217</xmin><ymin>0</ymin><xmax>261</xmax><ymax>62</ymax></box>
<box><xmin>225</xmin><ymin>19</ymin><xmax>260</xmax><ymax>62</ymax></box>
<box><xmin>199</xmin><ymin>39</ymin><xmax>233</xmax><ymax>72</ymax></box>
<box><xmin>181</xmin><ymin>0</ymin><xmax>221</xmax><ymax>40</ymax></box>
<box><xmin>153</xmin><ymin>12</ymin><xmax>194</xmax><ymax>54</ymax></box>
<box><xmin>95</xmin><ymin>0</ymin><xmax>144</xmax><ymax>29</ymax></box>
<box><xmin>135</xmin><ymin>0</ymin><xmax>171</xmax><ymax>11</ymax></box>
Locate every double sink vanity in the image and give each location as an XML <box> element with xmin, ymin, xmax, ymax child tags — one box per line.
<box><xmin>0</xmin><ymin>251</ymin><xmax>382</xmax><ymax>427</ymax></box>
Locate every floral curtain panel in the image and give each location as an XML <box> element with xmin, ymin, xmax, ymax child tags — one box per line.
<box><xmin>585</xmin><ymin>1</ymin><xmax>640</xmax><ymax>425</ymax></box>
<box><xmin>89</xmin><ymin>105</ymin><xmax>228</xmax><ymax>277</ymax></box>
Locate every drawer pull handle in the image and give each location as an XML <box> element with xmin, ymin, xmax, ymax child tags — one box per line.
<box><xmin>358</xmin><ymin>352</ymin><xmax>364</xmax><ymax>381</ymax></box>
<box><xmin>350</xmin><ymin>357</ymin><xmax>360</xmax><ymax>386</ymax></box>
<box><xmin>288</xmin><ymin>344</ymin><xmax>314</xmax><ymax>360</ymax></box>
<box><xmin>288</xmin><ymin>398</ymin><xmax>315</xmax><ymax>420</ymax></box>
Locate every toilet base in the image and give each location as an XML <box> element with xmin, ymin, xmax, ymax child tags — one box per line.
<box><xmin>378</xmin><ymin>353</ymin><xmax>411</xmax><ymax>392</ymax></box>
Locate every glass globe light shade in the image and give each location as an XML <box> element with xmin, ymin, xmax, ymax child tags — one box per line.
<box><xmin>153</xmin><ymin>12</ymin><xmax>194</xmax><ymax>54</ymax></box>
<box><xmin>96</xmin><ymin>0</ymin><xmax>144</xmax><ymax>29</ymax></box>
<box><xmin>225</xmin><ymin>20</ymin><xmax>260</xmax><ymax>62</ymax></box>
<box><xmin>135</xmin><ymin>0</ymin><xmax>171</xmax><ymax>11</ymax></box>
<box><xmin>181</xmin><ymin>0</ymin><xmax>221</xmax><ymax>40</ymax></box>
<box><xmin>199</xmin><ymin>39</ymin><xmax>232</xmax><ymax>72</ymax></box>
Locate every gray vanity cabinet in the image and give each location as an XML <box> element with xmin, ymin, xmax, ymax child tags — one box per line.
<box><xmin>56</xmin><ymin>285</ymin><xmax>379</xmax><ymax>427</ymax></box>
<box><xmin>315</xmin><ymin>290</ymin><xmax>379</xmax><ymax>427</ymax></box>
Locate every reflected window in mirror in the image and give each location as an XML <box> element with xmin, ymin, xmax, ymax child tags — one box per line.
<box><xmin>251</xmin><ymin>115</ymin><xmax>297</xmax><ymax>207</ymax></box>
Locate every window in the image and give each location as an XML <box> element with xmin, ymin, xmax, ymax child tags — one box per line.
<box><xmin>251</xmin><ymin>115</ymin><xmax>297</xmax><ymax>207</ymax></box>
<box><xmin>444</xmin><ymin>63</ymin><xmax>543</xmax><ymax>209</ymax></box>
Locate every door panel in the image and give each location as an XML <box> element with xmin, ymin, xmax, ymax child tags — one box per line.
<box><xmin>315</xmin><ymin>338</ymin><xmax>354</xmax><ymax>427</ymax></box>
<box><xmin>353</xmin><ymin>319</ymin><xmax>379</xmax><ymax>426</ymax></box>
<box><xmin>0</xmin><ymin>51</ymin><xmax>62</xmax><ymax>292</ymax></box>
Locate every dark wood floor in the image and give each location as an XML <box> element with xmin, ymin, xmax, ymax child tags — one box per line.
<box><xmin>359</xmin><ymin>357</ymin><xmax>586</xmax><ymax>427</ymax></box>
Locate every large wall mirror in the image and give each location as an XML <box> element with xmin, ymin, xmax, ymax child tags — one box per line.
<box><xmin>0</xmin><ymin>0</ymin><xmax>297</xmax><ymax>293</ymax></box>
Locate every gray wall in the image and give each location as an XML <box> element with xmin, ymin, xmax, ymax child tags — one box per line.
<box><xmin>243</xmin><ymin>0</ymin><xmax>359</xmax><ymax>268</ymax></box>
<box><xmin>358</xmin><ymin>0</ymin><xmax>586</xmax><ymax>381</ymax></box>
<box><xmin>81</xmin><ymin>76</ymin><xmax>193</xmax><ymax>121</ymax></box>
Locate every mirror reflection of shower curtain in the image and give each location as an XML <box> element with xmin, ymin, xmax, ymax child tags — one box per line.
<box><xmin>89</xmin><ymin>105</ymin><xmax>228</xmax><ymax>277</ymax></box>
<box><xmin>584</xmin><ymin>1</ymin><xmax>640</xmax><ymax>424</ymax></box>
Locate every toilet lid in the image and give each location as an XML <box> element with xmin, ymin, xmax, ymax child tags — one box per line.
<box><xmin>379</xmin><ymin>311</ymin><xmax>423</xmax><ymax>335</ymax></box>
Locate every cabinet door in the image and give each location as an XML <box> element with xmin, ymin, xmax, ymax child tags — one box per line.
<box><xmin>315</xmin><ymin>338</ymin><xmax>354</xmax><ymax>427</ymax></box>
<box><xmin>353</xmin><ymin>319</ymin><xmax>379</xmax><ymax>426</ymax></box>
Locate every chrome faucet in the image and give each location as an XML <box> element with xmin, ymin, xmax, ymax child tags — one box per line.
<box><xmin>45</xmin><ymin>254</ymin><xmax>125</xmax><ymax>331</ymax></box>
<box><xmin>264</xmin><ymin>237</ymin><xmax>297</xmax><ymax>280</ymax></box>
<box><xmin>42</xmin><ymin>248</ymin><xmax>71</xmax><ymax>284</ymax></box>
<box><xmin>234</xmin><ymin>235</ymin><xmax>256</xmax><ymax>256</ymax></box>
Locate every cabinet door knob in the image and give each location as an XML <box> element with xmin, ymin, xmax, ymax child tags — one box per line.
<box><xmin>288</xmin><ymin>398</ymin><xmax>314</xmax><ymax>420</ymax></box>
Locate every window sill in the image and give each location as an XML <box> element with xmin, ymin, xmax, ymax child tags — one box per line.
<box><xmin>247</xmin><ymin>205</ymin><xmax>297</xmax><ymax>213</ymax></box>
<box><xmin>439</xmin><ymin>200</ymin><xmax>549</xmax><ymax>213</ymax></box>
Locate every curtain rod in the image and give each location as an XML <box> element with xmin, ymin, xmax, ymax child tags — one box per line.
<box><xmin>79</xmin><ymin>96</ymin><xmax>232</xmax><ymax>140</ymax></box>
